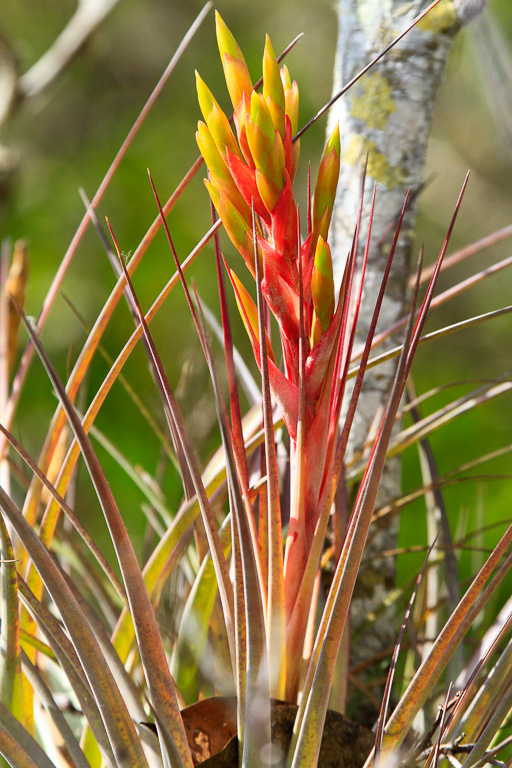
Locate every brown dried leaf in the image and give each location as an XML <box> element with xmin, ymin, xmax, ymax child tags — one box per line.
<box><xmin>5</xmin><ymin>239</ymin><xmax>29</xmax><ymax>373</ymax></box>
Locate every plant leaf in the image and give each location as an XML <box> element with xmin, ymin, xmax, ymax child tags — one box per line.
<box><xmin>14</xmin><ymin>306</ymin><xmax>188</xmax><ymax>767</ymax></box>
<box><xmin>0</xmin><ymin>514</ymin><xmax>23</xmax><ymax>727</ymax></box>
<box><xmin>19</xmin><ymin>649</ymin><xmax>91</xmax><ymax>768</ymax></box>
<box><xmin>10</xmin><ymin>535</ymin><xmax>129</xmax><ymax>768</ymax></box>
<box><xmin>0</xmin><ymin>703</ymin><xmax>59</xmax><ymax>768</ymax></box>
<box><xmin>171</xmin><ymin>518</ymin><xmax>233</xmax><ymax>704</ymax></box>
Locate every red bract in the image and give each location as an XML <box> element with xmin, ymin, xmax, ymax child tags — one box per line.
<box><xmin>196</xmin><ymin>13</ymin><xmax>347</xmax><ymax>602</ymax></box>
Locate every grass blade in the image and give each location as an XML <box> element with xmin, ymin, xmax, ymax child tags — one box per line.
<box><xmin>290</xmin><ymin>167</ymin><xmax>467</xmax><ymax>764</ymax></box>
<box><xmin>211</xmin><ymin>202</ymin><xmax>252</xmax><ymax>489</ymax></box>
<box><xmin>253</xmin><ymin>204</ymin><xmax>286</xmax><ymax>703</ymax></box>
<box><xmin>349</xmin><ymin>303</ymin><xmax>512</xmax><ymax>380</ymax></box>
<box><xmin>453</xmin><ymin>631</ymin><xmax>512</xmax><ymax>745</ymax></box>
<box><xmin>14</xmin><ymin>309</ymin><xmax>189</xmax><ymax>767</ymax></box>
<box><xmin>289</xmin><ymin>247</ymin><xmax>422</xmax><ymax>768</ymax></box>
<box><xmin>89</xmin><ymin>422</ymin><xmax>173</xmax><ymax>530</ymax></box>
<box><xmin>373</xmin><ymin>542</ymin><xmax>512</xmax><ymax>764</ymax></box>
<box><xmin>0</xmin><ymin>704</ymin><xmax>58</xmax><ymax>768</ymax></box>
<box><xmin>0</xmin><ymin>3</ymin><xmax>213</xmax><ymax>465</ymax></box>
<box><xmin>19</xmin><ymin>649</ymin><xmax>91</xmax><ymax>768</ymax></box>
<box><xmin>6</xmin><ymin>517</ymin><xmax>134</xmax><ymax>768</ymax></box>
<box><xmin>285</xmin><ymin>185</ymin><xmax>405</xmax><ymax>691</ymax></box>
<box><xmin>171</xmin><ymin>517</ymin><xmax>233</xmax><ymax>704</ymax></box>
<box><xmin>23</xmin><ymin>218</ymin><xmax>220</xmax><ymax>588</ymax></box>
<box><xmin>190</xmin><ymin>272</ymin><xmax>272</xmax><ymax>764</ymax></box>
<box><xmin>412</xmin><ymin>222</ymin><xmax>512</xmax><ymax>286</ymax></box>
<box><xmin>107</xmin><ymin>221</ymin><xmax>236</xmax><ymax>678</ymax></box>
<box><xmin>365</xmin><ymin>251</ymin><xmax>512</xmax><ymax>361</ymax></box>
<box><xmin>374</xmin><ymin>535</ymin><xmax>439</xmax><ymax>768</ymax></box>
<box><xmin>0</xmin><ymin>515</ymin><xmax>23</xmax><ymax>722</ymax></box>
<box><xmin>0</xmin><ymin>422</ymin><xmax>125</xmax><ymax>602</ymax></box>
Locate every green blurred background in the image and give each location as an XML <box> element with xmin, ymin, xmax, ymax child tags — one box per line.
<box><xmin>1</xmin><ymin>0</ymin><xmax>511</xmax><ymax>593</ymax></box>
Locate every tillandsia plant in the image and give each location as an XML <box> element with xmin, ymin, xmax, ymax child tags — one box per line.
<box><xmin>196</xmin><ymin>14</ymin><xmax>349</xmax><ymax>697</ymax></box>
<box><xmin>1</xmin><ymin>3</ymin><xmax>512</xmax><ymax>768</ymax></box>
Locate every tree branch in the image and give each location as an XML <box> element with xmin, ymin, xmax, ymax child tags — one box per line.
<box><xmin>328</xmin><ymin>0</ymin><xmax>487</xmax><ymax>720</ymax></box>
<box><xmin>19</xmin><ymin>0</ymin><xmax>121</xmax><ymax>100</ymax></box>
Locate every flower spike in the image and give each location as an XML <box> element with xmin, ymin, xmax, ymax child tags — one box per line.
<box><xmin>197</xmin><ymin>16</ymin><xmax>341</xmax><ymax>540</ymax></box>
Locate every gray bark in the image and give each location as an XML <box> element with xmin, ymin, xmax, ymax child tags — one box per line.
<box><xmin>328</xmin><ymin>0</ymin><xmax>486</xmax><ymax>721</ymax></box>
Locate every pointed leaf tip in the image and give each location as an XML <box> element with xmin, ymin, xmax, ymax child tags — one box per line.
<box><xmin>326</xmin><ymin>121</ymin><xmax>340</xmax><ymax>156</ymax></box>
<box><xmin>215</xmin><ymin>11</ymin><xmax>240</xmax><ymax>60</ymax></box>
<box><xmin>312</xmin><ymin>126</ymin><xmax>341</xmax><ymax>247</ymax></box>
<box><xmin>263</xmin><ymin>34</ymin><xmax>285</xmax><ymax>139</ymax></box>
<box><xmin>215</xmin><ymin>11</ymin><xmax>252</xmax><ymax>113</ymax></box>
<box><xmin>196</xmin><ymin>72</ymin><xmax>241</xmax><ymax>160</ymax></box>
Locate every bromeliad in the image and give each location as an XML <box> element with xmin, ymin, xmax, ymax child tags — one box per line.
<box><xmin>196</xmin><ymin>12</ymin><xmax>359</xmax><ymax>691</ymax></box>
